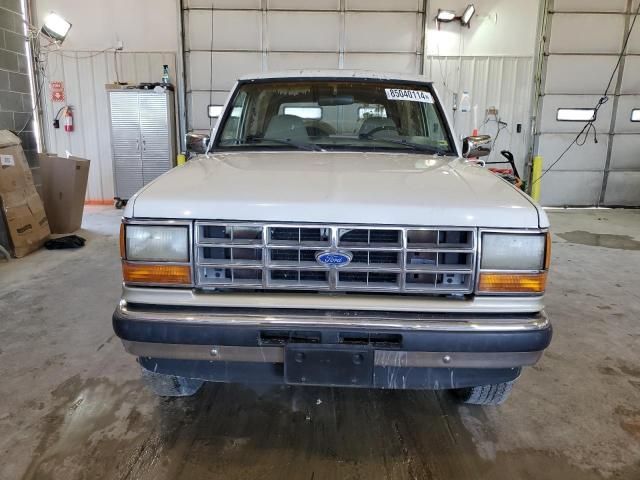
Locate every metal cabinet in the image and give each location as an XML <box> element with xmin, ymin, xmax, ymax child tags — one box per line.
<box><xmin>108</xmin><ymin>88</ymin><xmax>176</xmax><ymax>207</ymax></box>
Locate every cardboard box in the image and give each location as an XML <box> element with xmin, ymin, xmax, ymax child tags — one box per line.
<box><xmin>0</xmin><ymin>130</ymin><xmax>50</xmax><ymax>257</ymax></box>
<box><xmin>39</xmin><ymin>154</ymin><xmax>90</xmax><ymax>234</ymax></box>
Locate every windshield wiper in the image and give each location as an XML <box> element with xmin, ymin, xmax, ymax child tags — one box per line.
<box><xmin>220</xmin><ymin>136</ymin><xmax>323</xmax><ymax>152</ymax></box>
<box><xmin>358</xmin><ymin>133</ymin><xmax>448</xmax><ymax>156</ymax></box>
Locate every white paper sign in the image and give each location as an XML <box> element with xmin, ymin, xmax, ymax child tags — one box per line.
<box><xmin>0</xmin><ymin>154</ymin><xmax>15</xmax><ymax>166</ymax></box>
<box><xmin>385</xmin><ymin>88</ymin><xmax>434</xmax><ymax>103</ymax></box>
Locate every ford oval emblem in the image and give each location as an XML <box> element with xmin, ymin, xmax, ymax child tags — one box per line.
<box><xmin>316</xmin><ymin>250</ymin><xmax>352</xmax><ymax>268</ymax></box>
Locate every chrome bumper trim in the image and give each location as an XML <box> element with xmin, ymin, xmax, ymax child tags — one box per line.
<box><xmin>122</xmin><ymin>340</ymin><xmax>543</xmax><ymax>368</ymax></box>
<box><xmin>116</xmin><ymin>302</ymin><xmax>549</xmax><ymax>332</ymax></box>
<box><xmin>123</xmin><ymin>341</ymin><xmax>284</xmax><ymax>363</ymax></box>
<box><xmin>374</xmin><ymin>350</ymin><xmax>543</xmax><ymax>368</ymax></box>
<box><xmin>122</xmin><ymin>286</ymin><xmax>546</xmax><ymax>314</ymax></box>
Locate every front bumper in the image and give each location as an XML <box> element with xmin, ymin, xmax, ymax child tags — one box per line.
<box><xmin>113</xmin><ymin>302</ymin><xmax>552</xmax><ymax>390</ymax></box>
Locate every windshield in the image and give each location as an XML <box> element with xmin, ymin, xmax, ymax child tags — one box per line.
<box><xmin>213</xmin><ymin>80</ymin><xmax>455</xmax><ymax>155</ymax></box>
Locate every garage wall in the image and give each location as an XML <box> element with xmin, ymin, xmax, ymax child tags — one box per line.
<box><xmin>424</xmin><ymin>0</ymin><xmax>539</xmax><ymax>169</ymax></box>
<box><xmin>40</xmin><ymin>51</ymin><xmax>176</xmax><ymax>202</ymax></box>
<box><xmin>183</xmin><ymin>0</ymin><xmax>427</xmax><ymax>133</ymax></box>
<box><xmin>34</xmin><ymin>0</ymin><xmax>541</xmax><ymax>202</ymax></box>
<box><xmin>1</xmin><ymin>0</ymin><xmax>35</xmax><ymax>252</ymax></box>
<box><xmin>535</xmin><ymin>0</ymin><xmax>640</xmax><ymax>206</ymax></box>
<box><xmin>425</xmin><ymin>0</ymin><xmax>540</xmax><ymax>57</ymax></box>
<box><xmin>34</xmin><ymin>0</ymin><xmax>179</xmax><ymax>202</ymax></box>
<box><xmin>34</xmin><ymin>0</ymin><xmax>179</xmax><ymax>51</ymax></box>
<box><xmin>186</xmin><ymin>0</ymin><xmax>539</xmax><ymax>173</ymax></box>
<box><xmin>426</xmin><ymin>55</ymin><xmax>534</xmax><ymax>171</ymax></box>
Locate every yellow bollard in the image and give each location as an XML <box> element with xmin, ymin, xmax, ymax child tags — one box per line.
<box><xmin>177</xmin><ymin>153</ymin><xmax>186</xmax><ymax>166</ymax></box>
<box><xmin>530</xmin><ymin>155</ymin><xmax>542</xmax><ymax>201</ymax></box>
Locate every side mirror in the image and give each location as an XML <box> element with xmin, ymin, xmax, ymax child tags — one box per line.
<box><xmin>462</xmin><ymin>135</ymin><xmax>492</xmax><ymax>158</ymax></box>
<box><xmin>186</xmin><ymin>133</ymin><xmax>210</xmax><ymax>155</ymax></box>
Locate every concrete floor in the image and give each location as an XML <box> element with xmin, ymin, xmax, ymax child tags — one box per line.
<box><xmin>0</xmin><ymin>207</ymin><xmax>639</xmax><ymax>480</ymax></box>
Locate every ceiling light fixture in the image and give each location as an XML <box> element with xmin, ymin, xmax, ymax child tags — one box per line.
<box><xmin>40</xmin><ymin>12</ymin><xmax>72</xmax><ymax>43</ymax></box>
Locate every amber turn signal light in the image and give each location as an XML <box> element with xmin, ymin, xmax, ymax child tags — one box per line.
<box><xmin>122</xmin><ymin>262</ymin><xmax>192</xmax><ymax>285</ymax></box>
<box><xmin>478</xmin><ymin>272</ymin><xmax>547</xmax><ymax>294</ymax></box>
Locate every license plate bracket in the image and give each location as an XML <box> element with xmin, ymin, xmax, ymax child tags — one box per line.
<box><xmin>284</xmin><ymin>345</ymin><xmax>373</xmax><ymax>387</ymax></box>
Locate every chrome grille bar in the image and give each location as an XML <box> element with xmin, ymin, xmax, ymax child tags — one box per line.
<box><xmin>195</xmin><ymin>222</ymin><xmax>476</xmax><ymax>294</ymax></box>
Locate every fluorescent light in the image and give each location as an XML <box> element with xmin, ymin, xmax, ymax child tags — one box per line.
<box><xmin>436</xmin><ymin>9</ymin><xmax>456</xmax><ymax>22</ymax></box>
<box><xmin>557</xmin><ymin>108</ymin><xmax>596</xmax><ymax>122</ymax></box>
<box><xmin>41</xmin><ymin>12</ymin><xmax>71</xmax><ymax>43</ymax></box>
<box><xmin>208</xmin><ymin>105</ymin><xmax>223</xmax><ymax>118</ymax></box>
<box><xmin>631</xmin><ymin>109</ymin><xmax>640</xmax><ymax>122</ymax></box>
<box><xmin>461</xmin><ymin>4</ymin><xmax>476</xmax><ymax>25</ymax></box>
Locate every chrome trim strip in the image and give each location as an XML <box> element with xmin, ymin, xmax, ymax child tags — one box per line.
<box><xmin>116</xmin><ymin>302</ymin><xmax>549</xmax><ymax>332</ymax></box>
<box><xmin>122</xmin><ymin>286</ymin><xmax>546</xmax><ymax>314</ymax></box>
<box><xmin>374</xmin><ymin>350</ymin><xmax>543</xmax><ymax>368</ymax></box>
<box><xmin>123</xmin><ymin>341</ymin><xmax>284</xmax><ymax>363</ymax></box>
<box><xmin>121</xmin><ymin>340</ymin><xmax>543</xmax><ymax>368</ymax></box>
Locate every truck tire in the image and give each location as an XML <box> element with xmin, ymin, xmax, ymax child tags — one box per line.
<box><xmin>452</xmin><ymin>380</ymin><xmax>516</xmax><ymax>405</ymax></box>
<box><xmin>141</xmin><ymin>368</ymin><xmax>204</xmax><ymax>397</ymax></box>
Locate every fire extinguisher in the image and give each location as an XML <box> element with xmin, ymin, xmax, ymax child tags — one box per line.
<box><xmin>64</xmin><ymin>107</ymin><xmax>74</xmax><ymax>133</ymax></box>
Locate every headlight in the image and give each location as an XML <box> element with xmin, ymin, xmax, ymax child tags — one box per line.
<box><xmin>125</xmin><ymin>225</ymin><xmax>189</xmax><ymax>262</ymax></box>
<box><xmin>478</xmin><ymin>232</ymin><xmax>550</xmax><ymax>294</ymax></box>
<box><xmin>120</xmin><ymin>223</ymin><xmax>192</xmax><ymax>286</ymax></box>
<box><xmin>481</xmin><ymin>233</ymin><xmax>546</xmax><ymax>270</ymax></box>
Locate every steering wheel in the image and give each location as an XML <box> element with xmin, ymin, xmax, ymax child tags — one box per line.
<box><xmin>360</xmin><ymin>125</ymin><xmax>398</xmax><ymax>137</ymax></box>
<box><xmin>304</xmin><ymin>120</ymin><xmax>336</xmax><ymax>137</ymax></box>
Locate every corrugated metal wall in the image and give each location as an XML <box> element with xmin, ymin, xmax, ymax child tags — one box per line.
<box><xmin>425</xmin><ymin>56</ymin><xmax>534</xmax><ymax>173</ymax></box>
<box><xmin>42</xmin><ymin>51</ymin><xmax>175</xmax><ymax>202</ymax></box>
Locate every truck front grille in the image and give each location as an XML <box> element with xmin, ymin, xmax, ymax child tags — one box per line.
<box><xmin>194</xmin><ymin>222</ymin><xmax>476</xmax><ymax>294</ymax></box>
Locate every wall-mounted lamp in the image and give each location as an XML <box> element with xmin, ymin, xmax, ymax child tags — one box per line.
<box><xmin>40</xmin><ymin>12</ymin><xmax>72</xmax><ymax>43</ymax></box>
<box><xmin>461</xmin><ymin>5</ymin><xmax>476</xmax><ymax>25</ymax></box>
<box><xmin>436</xmin><ymin>9</ymin><xmax>456</xmax><ymax>22</ymax></box>
<box><xmin>435</xmin><ymin>4</ymin><xmax>476</xmax><ymax>29</ymax></box>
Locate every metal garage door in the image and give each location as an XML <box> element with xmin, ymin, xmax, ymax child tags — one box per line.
<box><xmin>534</xmin><ymin>0</ymin><xmax>640</xmax><ymax>206</ymax></box>
<box><xmin>181</xmin><ymin>0</ymin><xmax>426</xmax><ymax>133</ymax></box>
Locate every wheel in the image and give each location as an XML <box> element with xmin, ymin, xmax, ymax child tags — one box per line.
<box><xmin>114</xmin><ymin>199</ymin><xmax>124</xmax><ymax>209</ymax></box>
<box><xmin>140</xmin><ymin>367</ymin><xmax>204</xmax><ymax>397</ymax></box>
<box><xmin>452</xmin><ymin>380</ymin><xmax>516</xmax><ymax>406</ymax></box>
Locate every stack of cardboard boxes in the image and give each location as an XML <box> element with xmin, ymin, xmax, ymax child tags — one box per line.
<box><xmin>0</xmin><ymin>131</ymin><xmax>50</xmax><ymax>258</ymax></box>
<box><xmin>0</xmin><ymin>130</ymin><xmax>91</xmax><ymax>258</ymax></box>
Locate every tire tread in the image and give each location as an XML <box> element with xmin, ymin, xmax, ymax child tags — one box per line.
<box><xmin>457</xmin><ymin>380</ymin><xmax>516</xmax><ymax>405</ymax></box>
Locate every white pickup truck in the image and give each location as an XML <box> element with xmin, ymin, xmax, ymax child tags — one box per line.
<box><xmin>113</xmin><ymin>70</ymin><xmax>552</xmax><ymax>405</ymax></box>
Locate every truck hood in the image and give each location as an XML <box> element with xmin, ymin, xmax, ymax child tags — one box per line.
<box><xmin>127</xmin><ymin>151</ymin><xmax>545</xmax><ymax>228</ymax></box>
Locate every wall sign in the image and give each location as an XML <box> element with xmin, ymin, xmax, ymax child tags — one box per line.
<box><xmin>50</xmin><ymin>81</ymin><xmax>65</xmax><ymax>102</ymax></box>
